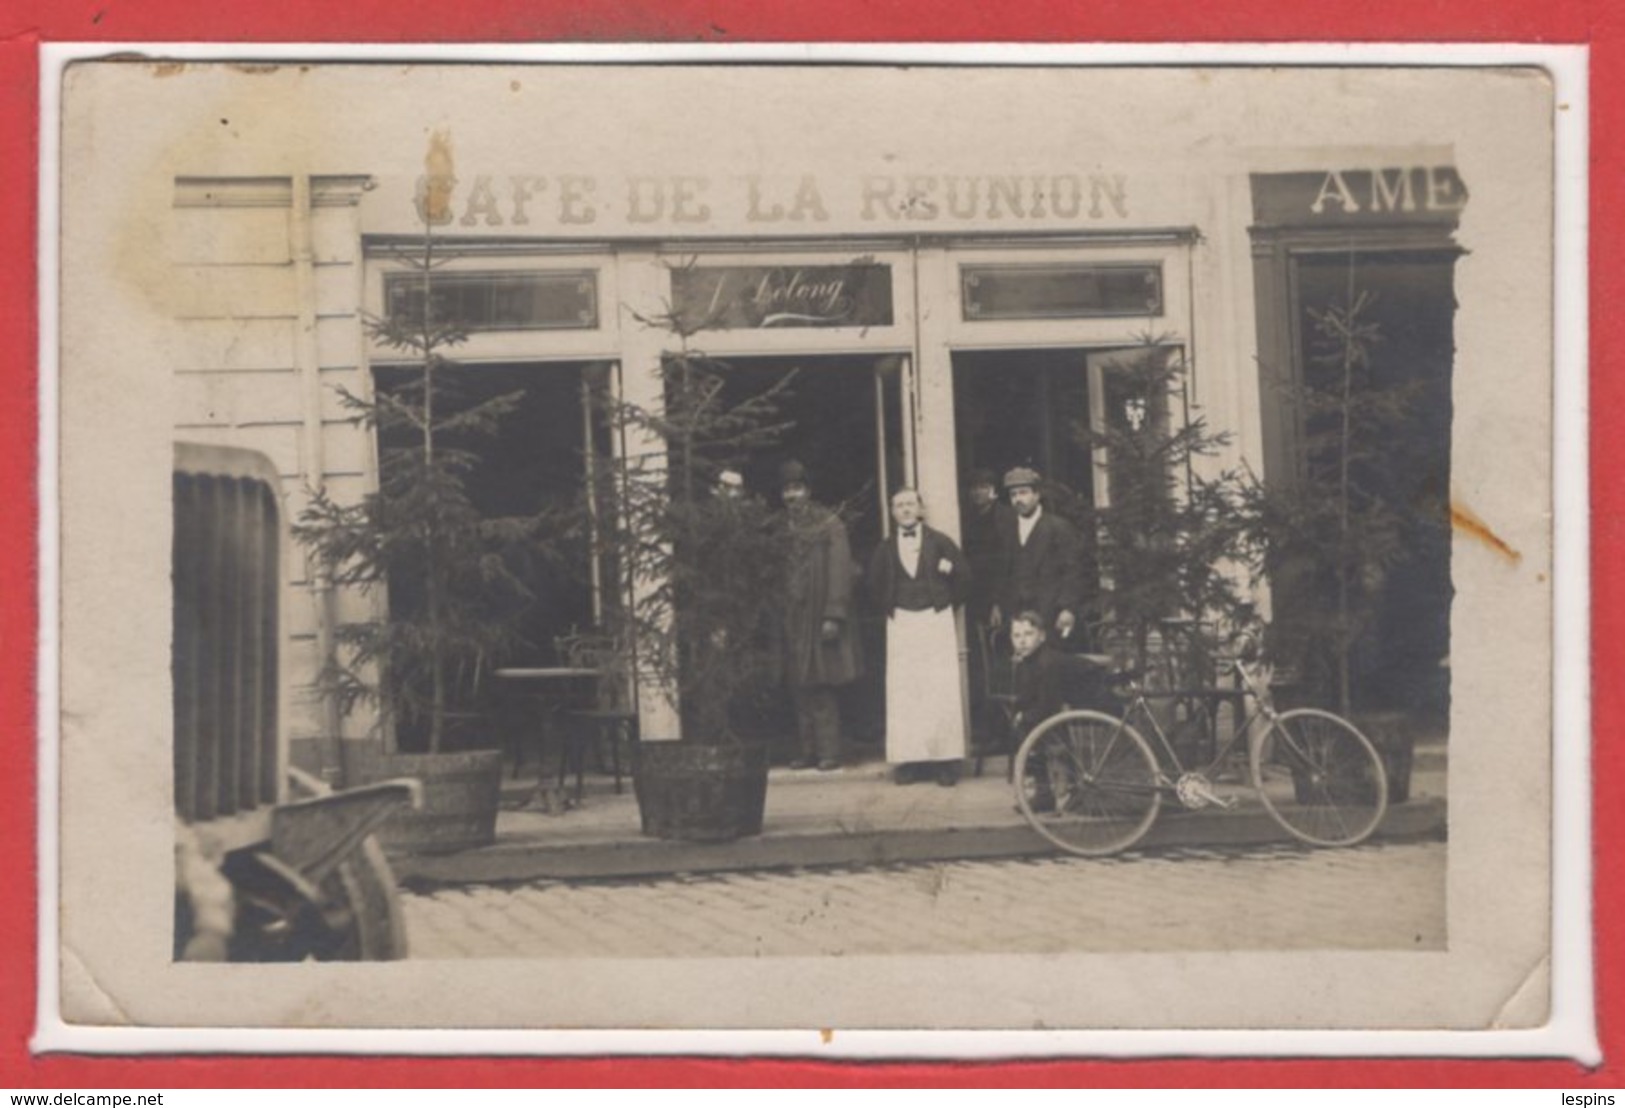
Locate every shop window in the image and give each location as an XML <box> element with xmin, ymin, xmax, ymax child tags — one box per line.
<box><xmin>1286</xmin><ymin>251</ymin><xmax>1455</xmax><ymax>717</ymax></box>
<box><xmin>383</xmin><ymin>270</ymin><xmax>598</xmax><ymax>332</ymax></box>
<box><xmin>960</xmin><ymin>262</ymin><xmax>1163</xmax><ymax>321</ymax></box>
<box><xmin>1249</xmin><ymin>168</ymin><xmax>1460</xmax><ymax>719</ymax></box>
<box><xmin>668</xmin><ymin>263</ymin><xmax>894</xmax><ymax>331</ymax></box>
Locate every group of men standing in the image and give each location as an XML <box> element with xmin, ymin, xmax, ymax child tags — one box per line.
<box><xmin>773</xmin><ymin>460</ymin><xmax>1091</xmax><ymax>787</ymax></box>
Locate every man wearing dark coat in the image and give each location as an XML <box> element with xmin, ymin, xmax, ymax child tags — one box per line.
<box><xmin>990</xmin><ymin>466</ymin><xmax>1089</xmax><ymax>650</ymax></box>
<box><xmin>778</xmin><ymin>461</ymin><xmax>863</xmax><ymax>770</ymax></box>
<box><xmin>960</xmin><ymin>467</ymin><xmax>1014</xmax><ymax>629</ymax></box>
<box><xmin>960</xmin><ymin>467</ymin><xmax>1016</xmax><ymax>752</ymax></box>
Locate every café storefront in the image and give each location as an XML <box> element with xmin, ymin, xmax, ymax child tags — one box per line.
<box><xmin>170</xmin><ymin>132</ymin><xmax>1462</xmax><ymax>771</ymax></box>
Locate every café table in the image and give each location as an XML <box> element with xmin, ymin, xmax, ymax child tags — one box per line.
<box><xmin>493</xmin><ymin>666</ymin><xmax>609</xmax><ymax>807</ymax></box>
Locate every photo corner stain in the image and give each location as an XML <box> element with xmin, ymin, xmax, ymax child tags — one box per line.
<box><xmin>1451</xmin><ymin>500</ymin><xmax>1522</xmax><ymax>566</ymax></box>
<box><xmin>819</xmin><ymin>1028</ymin><xmax>834</xmax><ymax>1044</ymax></box>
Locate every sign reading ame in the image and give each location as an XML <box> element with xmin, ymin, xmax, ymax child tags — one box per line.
<box><xmin>671</xmin><ymin>264</ymin><xmax>894</xmax><ymax>330</ymax></box>
<box><xmin>1250</xmin><ymin>166</ymin><xmax>1469</xmax><ymax>228</ymax></box>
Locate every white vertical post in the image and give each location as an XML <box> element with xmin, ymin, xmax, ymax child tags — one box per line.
<box><xmin>290</xmin><ymin>175</ymin><xmax>344</xmax><ymax>752</ymax></box>
<box><xmin>874</xmin><ymin>363</ymin><xmax>891</xmax><ymax>540</ymax></box>
<box><xmin>910</xmin><ymin>248</ymin><xmax>961</xmax><ymax>543</ymax></box>
<box><xmin>910</xmin><ymin>246</ymin><xmax>971</xmax><ymax>741</ymax></box>
<box><xmin>613</xmin><ymin>252</ymin><xmax>682</xmax><ymax>742</ymax></box>
<box><xmin>899</xmin><ymin>352</ymin><xmax>918</xmax><ymax>489</ymax></box>
<box><xmin>580</xmin><ymin>369</ymin><xmax>605</xmax><ymax>627</ymax></box>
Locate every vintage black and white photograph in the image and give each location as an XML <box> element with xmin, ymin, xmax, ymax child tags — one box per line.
<box><xmin>49</xmin><ymin>52</ymin><xmax>1570</xmax><ymax>1041</ymax></box>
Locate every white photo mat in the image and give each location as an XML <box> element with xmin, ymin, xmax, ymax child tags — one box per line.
<box><xmin>38</xmin><ymin>43</ymin><xmax>1592</xmax><ymax>1058</ymax></box>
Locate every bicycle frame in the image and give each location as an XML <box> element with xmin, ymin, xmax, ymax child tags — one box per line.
<box><xmin>1111</xmin><ymin>655</ymin><xmax>1279</xmax><ymax>784</ymax></box>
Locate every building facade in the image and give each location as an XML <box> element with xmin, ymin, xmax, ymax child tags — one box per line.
<box><xmin>159</xmin><ymin>67</ymin><xmax>1466</xmax><ymax>771</ymax></box>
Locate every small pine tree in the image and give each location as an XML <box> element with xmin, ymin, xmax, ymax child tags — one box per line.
<box><xmin>587</xmin><ymin>296</ymin><xmax>796</xmax><ymax>743</ymax></box>
<box><xmin>1079</xmin><ymin>335</ymin><xmax>1254</xmax><ymax>676</ymax></box>
<box><xmin>294</xmin><ymin>225</ymin><xmax>540</xmax><ymax>754</ymax></box>
<box><xmin>1243</xmin><ymin>289</ymin><xmax>1421</xmax><ymax>716</ymax></box>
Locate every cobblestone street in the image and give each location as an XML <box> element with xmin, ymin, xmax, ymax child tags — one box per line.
<box><xmin>402</xmin><ymin>839</ymin><xmax>1445</xmax><ymax>959</ymax></box>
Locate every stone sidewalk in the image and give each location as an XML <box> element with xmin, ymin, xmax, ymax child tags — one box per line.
<box><xmin>389</xmin><ymin>743</ymin><xmax>1447</xmax><ymax>885</ymax></box>
<box><xmin>402</xmin><ymin>839</ymin><xmax>1447</xmax><ymax>958</ymax></box>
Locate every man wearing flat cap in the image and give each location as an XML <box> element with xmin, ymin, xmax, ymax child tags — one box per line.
<box><xmin>990</xmin><ymin>466</ymin><xmax>1088</xmax><ymax>648</ymax></box>
<box><xmin>777</xmin><ymin>461</ymin><xmax>863</xmax><ymax>770</ymax></box>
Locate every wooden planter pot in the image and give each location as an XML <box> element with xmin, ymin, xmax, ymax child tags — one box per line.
<box><xmin>632</xmin><ymin>740</ymin><xmax>770</xmax><ymax>843</ymax></box>
<box><xmin>1278</xmin><ymin>703</ymin><xmax>1418</xmax><ymax>808</ymax></box>
<box><xmin>349</xmin><ymin>749</ymin><xmax>505</xmax><ymax>854</ymax></box>
<box><xmin>1354</xmin><ymin>710</ymin><xmax>1417</xmax><ymax>806</ymax></box>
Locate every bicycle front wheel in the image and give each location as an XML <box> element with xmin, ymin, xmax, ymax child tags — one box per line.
<box><xmin>1252</xmin><ymin>708</ymin><xmax>1388</xmax><ymax>847</ymax></box>
<box><xmin>1013</xmin><ymin>710</ymin><xmax>1163</xmax><ymax>857</ymax></box>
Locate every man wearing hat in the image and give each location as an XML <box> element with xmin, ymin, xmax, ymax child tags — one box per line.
<box><xmin>961</xmin><ymin>466</ymin><xmax>1013</xmax><ymax>631</ymax></box>
<box><xmin>990</xmin><ymin>466</ymin><xmax>1087</xmax><ymax>647</ymax></box>
<box><xmin>960</xmin><ymin>467</ymin><xmax>1014</xmax><ymax>750</ymax></box>
<box><xmin>777</xmin><ymin>461</ymin><xmax>863</xmax><ymax>770</ymax></box>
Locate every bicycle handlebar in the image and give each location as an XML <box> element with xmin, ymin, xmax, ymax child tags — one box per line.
<box><xmin>1105</xmin><ymin>651</ymin><xmax>1271</xmax><ymax>703</ymax></box>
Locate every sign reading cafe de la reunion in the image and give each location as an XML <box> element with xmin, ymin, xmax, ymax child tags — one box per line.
<box><xmin>415</xmin><ymin>172</ymin><xmax>1136</xmax><ymax>228</ymax></box>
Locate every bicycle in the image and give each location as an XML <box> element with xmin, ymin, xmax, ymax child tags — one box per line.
<box><xmin>1011</xmin><ymin>629</ymin><xmax>1389</xmax><ymax>857</ymax></box>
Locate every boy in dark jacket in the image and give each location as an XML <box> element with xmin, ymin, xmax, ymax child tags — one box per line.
<box><xmin>1009</xmin><ymin>610</ymin><xmax>1067</xmax><ymax>742</ymax></box>
<box><xmin>1009</xmin><ymin>609</ymin><xmax>1073</xmax><ymax>812</ymax></box>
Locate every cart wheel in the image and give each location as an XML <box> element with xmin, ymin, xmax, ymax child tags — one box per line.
<box><xmin>222</xmin><ymin>836</ymin><xmax>408</xmax><ymax>962</ymax></box>
<box><xmin>330</xmin><ymin>836</ymin><xmax>410</xmax><ymax>960</ymax></box>
<box><xmin>277</xmin><ymin>766</ymin><xmax>412</xmax><ymax>960</ymax></box>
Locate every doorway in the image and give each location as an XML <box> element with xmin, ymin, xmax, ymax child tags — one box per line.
<box><xmin>373</xmin><ymin>360</ymin><xmax>605</xmax><ymax>672</ymax></box>
<box><xmin>710</xmin><ymin>354</ymin><xmax>904</xmax><ymax>554</ymax></box>
<box><xmin>709</xmin><ymin>353</ymin><xmax>906</xmax><ymax>756</ymax></box>
<box><xmin>950</xmin><ymin>348</ymin><xmax>1103</xmax><ymax>531</ymax></box>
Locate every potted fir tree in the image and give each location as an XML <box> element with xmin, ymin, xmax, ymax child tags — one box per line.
<box><xmin>294</xmin><ymin>221</ymin><xmax>540</xmax><ymax>853</ymax></box>
<box><xmin>587</xmin><ymin>309</ymin><xmax>795</xmax><ymax>843</ymax></box>
<box><xmin>1072</xmin><ymin>336</ymin><xmax>1257</xmax><ymax>766</ymax></box>
<box><xmin>1241</xmin><ymin>289</ymin><xmax>1428</xmax><ymax>801</ymax></box>
<box><xmin>1081</xmin><ymin>337</ymin><xmax>1255</xmax><ymax>669</ymax></box>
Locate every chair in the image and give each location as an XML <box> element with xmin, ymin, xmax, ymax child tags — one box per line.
<box><xmin>554</xmin><ymin>632</ymin><xmax>634</xmax><ymax>804</ymax></box>
<box><xmin>972</xmin><ymin>623</ymin><xmax>1120</xmax><ymax>781</ymax></box>
<box><xmin>970</xmin><ymin>623</ymin><xmax>1019</xmax><ymax>780</ymax></box>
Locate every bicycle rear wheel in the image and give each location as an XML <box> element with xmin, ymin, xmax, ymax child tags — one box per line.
<box><xmin>1252</xmin><ymin>708</ymin><xmax>1388</xmax><ymax>847</ymax></box>
<box><xmin>1013</xmin><ymin>710</ymin><xmax>1162</xmax><ymax>857</ymax></box>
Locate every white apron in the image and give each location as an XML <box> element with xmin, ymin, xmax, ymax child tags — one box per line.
<box><xmin>884</xmin><ymin>606</ymin><xmax>968</xmax><ymax>764</ymax></box>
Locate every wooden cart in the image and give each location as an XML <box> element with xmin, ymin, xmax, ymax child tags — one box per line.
<box><xmin>172</xmin><ymin>442</ymin><xmax>418</xmax><ymax>961</ymax></box>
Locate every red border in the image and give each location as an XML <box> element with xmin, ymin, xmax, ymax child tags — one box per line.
<box><xmin>3</xmin><ymin>0</ymin><xmax>1612</xmax><ymax>1089</ymax></box>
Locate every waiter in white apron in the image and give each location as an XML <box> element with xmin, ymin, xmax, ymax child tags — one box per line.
<box><xmin>867</xmin><ymin>487</ymin><xmax>971</xmax><ymax>786</ymax></box>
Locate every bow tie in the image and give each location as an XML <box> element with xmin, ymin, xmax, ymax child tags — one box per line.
<box><xmin>900</xmin><ymin>526</ymin><xmax>919</xmax><ymax>538</ymax></box>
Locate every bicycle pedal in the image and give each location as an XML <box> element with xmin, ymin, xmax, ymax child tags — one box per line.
<box><xmin>1174</xmin><ymin>773</ymin><xmax>1234</xmax><ymax>811</ymax></box>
